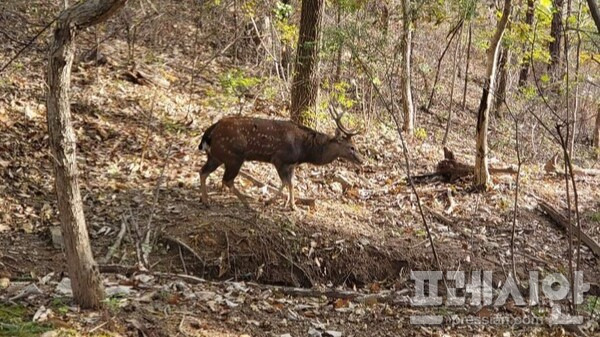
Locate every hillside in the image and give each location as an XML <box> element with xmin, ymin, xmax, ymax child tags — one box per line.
<box><xmin>1</xmin><ymin>0</ymin><xmax>599</xmax><ymax>336</ymax></box>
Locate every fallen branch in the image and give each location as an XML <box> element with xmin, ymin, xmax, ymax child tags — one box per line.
<box><xmin>276</xmin><ymin>251</ymin><xmax>314</xmax><ymax>288</ymax></box>
<box><xmin>140</xmin><ymin>143</ymin><xmax>172</xmax><ymax>268</ymax></box>
<box><xmin>423</xmin><ymin>205</ymin><xmax>470</xmax><ymax>238</ymax></box>
<box><xmin>423</xmin><ymin>205</ymin><xmax>455</xmax><ymax>228</ymax></box>
<box><xmin>445</xmin><ymin>188</ymin><xmax>457</xmax><ymax>214</ymax></box>
<box><xmin>544</xmin><ymin>154</ymin><xmax>600</xmax><ymax>176</ymax></box>
<box><xmin>98</xmin><ymin>267</ymin><xmax>414</xmax><ymax>305</ymax></box>
<box><xmin>239</xmin><ymin>171</ymin><xmax>316</xmax><ymax>207</ymax></box>
<box><xmin>536</xmin><ymin>198</ymin><xmax>600</xmax><ymax>257</ymax></box>
<box><xmin>99</xmin><ymin>264</ymin><xmax>141</xmax><ymax>275</ymax></box>
<box><xmin>100</xmin><ymin>218</ymin><xmax>128</xmax><ymax>264</ymax></box>
<box><xmin>161</xmin><ymin>235</ymin><xmax>206</xmax><ymax>266</ymax></box>
<box><xmin>246</xmin><ymin>282</ymin><xmax>410</xmax><ymax>305</ymax></box>
<box><xmin>413</xmin><ymin>148</ymin><xmax>517</xmax><ymax>182</ymax></box>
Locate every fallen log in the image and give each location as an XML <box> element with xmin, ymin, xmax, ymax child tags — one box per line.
<box><xmin>246</xmin><ymin>282</ymin><xmax>411</xmax><ymax>305</ymax></box>
<box><xmin>537</xmin><ymin>198</ymin><xmax>600</xmax><ymax>258</ymax></box>
<box><xmin>544</xmin><ymin>154</ymin><xmax>600</xmax><ymax>176</ymax></box>
<box><xmin>413</xmin><ymin>147</ymin><xmax>517</xmax><ymax>182</ymax></box>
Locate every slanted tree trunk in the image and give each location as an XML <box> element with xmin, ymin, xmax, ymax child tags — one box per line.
<box><xmin>585</xmin><ymin>0</ymin><xmax>600</xmax><ymax>34</ymax></box>
<box><xmin>548</xmin><ymin>0</ymin><xmax>564</xmax><ymax>77</ymax></box>
<box><xmin>279</xmin><ymin>0</ymin><xmax>292</xmax><ymax>81</ymax></box>
<box><xmin>462</xmin><ymin>22</ymin><xmax>472</xmax><ymax>110</ymax></box>
<box><xmin>595</xmin><ymin>104</ymin><xmax>600</xmax><ymax>155</ymax></box>
<box><xmin>290</xmin><ymin>0</ymin><xmax>324</xmax><ymax>126</ymax></box>
<box><xmin>46</xmin><ymin>0</ymin><xmax>127</xmax><ymax>309</ymax></box>
<box><xmin>518</xmin><ymin>0</ymin><xmax>535</xmax><ymax>87</ymax></box>
<box><xmin>401</xmin><ymin>0</ymin><xmax>414</xmax><ymax>133</ymax></box>
<box><xmin>334</xmin><ymin>1</ymin><xmax>343</xmax><ymax>83</ymax></box>
<box><xmin>474</xmin><ymin>0</ymin><xmax>512</xmax><ymax>190</ymax></box>
<box><xmin>494</xmin><ymin>46</ymin><xmax>510</xmax><ymax>117</ymax></box>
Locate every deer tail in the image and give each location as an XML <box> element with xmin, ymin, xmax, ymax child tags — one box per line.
<box><xmin>199</xmin><ymin>122</ymin><xmax>218</xmax><ymax>151</ymax></box>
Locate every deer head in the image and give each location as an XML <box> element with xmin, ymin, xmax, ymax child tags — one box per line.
<box><xmin>327</xmin><ymin>106</ymin><xmax>363</xmax><ymax>165</ymax></box>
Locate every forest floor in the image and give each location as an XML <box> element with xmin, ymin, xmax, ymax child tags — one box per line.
<box><xmin>1</xmin><ymin>5</ymin><xmax>600</xmax><ymax>337</ymax></box>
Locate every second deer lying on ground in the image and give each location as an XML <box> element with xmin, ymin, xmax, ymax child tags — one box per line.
<box><xmin>198</xmin><ymin>108</ymin><xmax>363</xmax><ymax>210</ymax></box>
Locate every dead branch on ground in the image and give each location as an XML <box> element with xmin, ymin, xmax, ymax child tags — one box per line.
<box><xmin>100</xmin><ymin>217</ymin><xmax>128</xmax><ymax>264</ymax></box>
<box><xmin>536</xmin><ymin>197</ymin><xmax>600</xmax><ymax>258</ymax></box>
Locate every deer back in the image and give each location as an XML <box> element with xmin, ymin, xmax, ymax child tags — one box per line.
<box><xmin>202</xmin><ymin>117</ymin><xmax>312</xmax><ymax>164</ymax></box>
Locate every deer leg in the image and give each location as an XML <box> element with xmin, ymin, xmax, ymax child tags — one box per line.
<box><xmin>278</xmin><ymin>165</ymin><xmax>296</xmax><ymax>211</ymax></box>
<box><xmin>284</xmin><ymin>181</ymin><xmax>296</xmax><ymax>211</ymax></box>
<box><xmin>222</xmin><ymin>161</ymin><xmax>251</xmax><ymax>208</ymax></box>
<box><xmin>200</xmin><ymin>155</ymin><xmax>222</xmax><ymax>205</ymax></box>
<box><xmin>267</xmin><ymin>164</ymin><xmax>293</xmax><ymax>206</ymax></box>
<box><xmin>265</xmin><ymin>184</ymin><xmax>285</xmax><ymax>205</ymax></box>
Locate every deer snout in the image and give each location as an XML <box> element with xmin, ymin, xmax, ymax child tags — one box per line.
<box><xmin>352</xmin><ymin>152</ymin><xmax>364</xmax><ymax>165</ymax></box>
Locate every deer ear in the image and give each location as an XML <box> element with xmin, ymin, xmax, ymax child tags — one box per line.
<box><xmin>335</xmin><ymin>128</ymin><xmax>343</xmax><ymax>139</ymax></box>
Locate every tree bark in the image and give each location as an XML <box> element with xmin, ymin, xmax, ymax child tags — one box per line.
<box><xmin>494</xmin><ymin>46</ymin><xmax>510</xmax><ymax>117</ymax></box>
<box><xmin>46</xmin><ymin>0</ymin><xmax>127</xmax><ymax>309</ymax></box>
<box><xmin>594</xmin><ymin>104</ymin><xmax>600</xmax><ymax>153</ymax></box>
<box><xmin>401</xmin><ymin>0</ymin><xmax>414</xmax><ymax>133</ymax></box>
<box><xmin>442</xmin><ymin>25</ymin><xmax>463</xmax><ymax>145</ymax></box>
<box><xmin>474</xmin><ymin>0</ymin><xmax>512</xmax><ymax>190</ymax></box>
<box><xmin>518</xmin><ymin>0</ymin><xmax>535</xmax><ymax>87</ymax></box>
<box><xmin>334</xmin><ymin>1</ymin><xmax>343</xmax><ymax>83</ymax></box>
<box><xmin>586</xmin><ymin>0</ymin><xmax>600</xmax><ymax>34</ymax></box>
<box><xmin>462</xmin><ymin>22</ymin><xmax>472</xmax><ymax>110</ymax></box>
<box><xmin>290</xmin><ymin>0</ymin><xmax>324</xmax><ymax>126</ymax></box>
<box><xmin>548</xmin><ymin>0</ymin><xmax>564</xmax><ymax>77</ymax></box>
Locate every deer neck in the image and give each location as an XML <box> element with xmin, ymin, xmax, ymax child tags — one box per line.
<box><xmin>302</xmin><ymin>136</ymin><xmax>339</xmax><ymax>165</ymax></box>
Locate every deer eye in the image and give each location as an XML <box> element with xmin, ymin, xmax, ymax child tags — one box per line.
<box><xmin>350</xmin><ymin>146</ymin><xmax>355</xmax><ymax>151</ymax></box>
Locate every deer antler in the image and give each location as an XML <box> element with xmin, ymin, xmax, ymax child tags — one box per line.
<box><xmin>328</xmin><ymin>106</ymin><xmax>361</xmax><ymax>137</ymax></box>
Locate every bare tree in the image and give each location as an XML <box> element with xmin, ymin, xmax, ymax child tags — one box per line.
<box><xmin>518</xmin><ymin>0</ymin><xmax>536</xmax><ymax>87</ymax></box>
<box><xmin>548</xmin><ymin>0</ymin><xmax>564</xmax><ymax>76</ymax></box>
<box><xmin>462</xmin><ymin>22</ymin><xmax>472</xmax><ymax>109</ymax></box>
<box><xmin>586</xmin><ymin>0</ymin><xmax>600</xmax><ymax>33</ymax></box>
<box><xmin>46</xmin><ymin>0</ymin><xmax>127</xmax><ymax>309</ymax></box>
<box><xmin>595</xmin><ymin>104</ymin><xmax>600</xmax><ymax>155</ymax></box>
<box><xmin>401</xmin><ymin>0</ymin><xmax>414</xmax><ymax>133</ymax></box>
<box><xmin>290</xmin><ymin>0</ymin><xmax>325</xmax><ymax>126</ymax></box>
<box><xmin>443</xmin><ymin>24</ymin><xmax>463</xmax><ymax>145</ymax></box>
<box><xmin>494</xmin><ymin>46</ymin><xmax>510</xmax><ymax>117</ymax></box>
<box><xmin>474</xmin><ymin>0</ymin><xmax>512</xmax><ymax>189</ymax></box>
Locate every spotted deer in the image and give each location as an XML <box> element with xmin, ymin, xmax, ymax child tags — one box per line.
<box><xmin>198</xmin><ymin>108</ymin><xmax>363</xmax><ymax>210</ymax></box>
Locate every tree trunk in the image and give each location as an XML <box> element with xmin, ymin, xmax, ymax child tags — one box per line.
<box><xmin>381</xmin><ymin>4</ymin><xmax>390</xmax><ymax>37</ymax></box>
<box><xmin>290</xmin><ymin>0</ymin><xmax>324</xmax><ymax>126</ymax></box>
<box><xmin>571</xmin><ymin>5</ymin><xmax>582</xmax><ymax>156</ymax></box>
<box><xmin>548</xmin><ymin>0</ymin><xmax>564</xmax><ymax>77</ymax></box>
<box><xmin>334</xmin><ymin>1</ymin><xmax>343</xmax><ymax>83</ymax></box>
<box><xmin>401</xmin><ymin>0</ymin><xmax>414</xmax><ymax>133</ymax></box>
<box><xmin>594</xmin><ymin>104</ymin><xmax>600</xmax><ymax>154</ymax></box>
<box><xmin>46</xmin><ymin>0</ymin><xmax>127</xmax><ymax>309</ymax></box>
<box><xmin>462</xmin><ymin>22</ymin><xmax>472</xmax><ymax>110</ymax></box>
<box><xmin>518</xmin><ymin>0</ymin><xmax>535</xmax><ymax>87</ymax></box>
<box><xmin>475</xmin><ymin>0</ymin><xmax>512</xmax><ymax>190</ymax></box>
<box><xmin>442</xmin><ymin>24</ymin><xmax>463</xmax><ymax>145</ymax></box>
<box><xmin>494</xmin><ymin>47</ymin><xmax>510</xmax><ymax>117</ymax></box>
<box><xmin>586</xmin><ymin>0</ymin><xmax>600</xmax><ymax>34</ymax></box>
<box><xmin>275</xmin><ymin>0</ymin><xmax>292</xmax><ymax>81</ymax></box>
